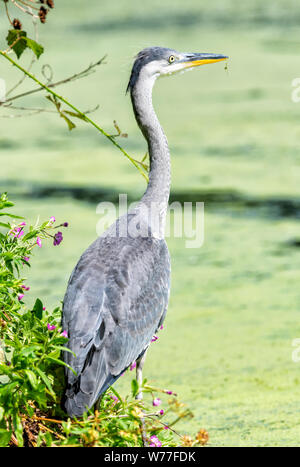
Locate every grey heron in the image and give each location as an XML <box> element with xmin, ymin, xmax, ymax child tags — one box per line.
<box><xmin>62</xmin><ymin>47</ymin><xmax>227</xmax><ymax>417</ymax></box>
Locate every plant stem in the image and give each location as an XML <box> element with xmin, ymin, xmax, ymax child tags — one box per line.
<box><xmin>0</xmin><ymin>50</ymin><xmax>149</xmax><ymax>182</ymax></box>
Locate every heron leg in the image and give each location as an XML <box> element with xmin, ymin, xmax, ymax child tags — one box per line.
<box><xmin>135</xmin><ymin>350</ymin><xmax>148</xmax><ymax>447</ymax></box>
<box><xmin>135</xmin><ymin>350</ymin><xmax>147</xmax><ymax>400</ymax></box>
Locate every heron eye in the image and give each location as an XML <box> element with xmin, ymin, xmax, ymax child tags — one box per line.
<box><xmin>168</xmin><ymin>55</ymin><xmax>175</xmax><ymax>63</ymax></box>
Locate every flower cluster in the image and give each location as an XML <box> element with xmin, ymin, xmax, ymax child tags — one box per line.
<box><xmin>149</xmin><ymin>435</ymin><xmax>162</xmax><ymax>447</ymax></box>
<box><xmin>11</xmin><ymin>216</ymin><xmax>68</xmax><ymax>250</ymax></box>
<box><xmin>9</xmin><ymin>221</ymin><xmax>26</xmax><ymax>238</ymax></box>
<box><xmin>47</xmin><ymin>323</ymin><xmax>68</xmax><ymax>338</ymax></box>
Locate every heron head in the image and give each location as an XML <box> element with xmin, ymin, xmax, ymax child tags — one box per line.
<box><xmin>127</xmin><ymin>46</ymin><xmax>228</xmax><ymax>93</ymax></box>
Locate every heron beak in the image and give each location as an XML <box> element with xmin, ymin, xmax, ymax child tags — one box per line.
<box><xmin>182</xmin><ymin>53</ymin><xmax>228</xmax><ymax>69</ymax></box>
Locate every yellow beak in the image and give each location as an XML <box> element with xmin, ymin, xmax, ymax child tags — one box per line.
<box><xmin>182</xmin><ymin>53</ymin><xmax>228</xmax><ymax>69</ymax></box>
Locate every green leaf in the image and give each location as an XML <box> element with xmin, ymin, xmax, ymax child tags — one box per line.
<box><xmin>32</xmin><ymin>298</ymin><xmax>44</xmax><ymax>319</ymax></box>
<box><xmin>35</xmin><ymin>368</ymin><xmax>55</xmax><ymax>396</ymax></box>
<box><xmin>0</xmin><ymin>429</ymin><xmax>12</xmax><ymax>447</ymax></box>
<box><xmin>25</xmin><ymin>369</ymin><xmax>38</xmax><ymax>390</ymax></box>
<box><xmin>6</xmin><ymin>30</ymin><xmax>44</xmax><ymax>60</ymax></box>
<box><xmin>0</xmin><ymin>212</ymin><xmax>23</xmax><ymax>219</ymax></box>
<box><xmin>131</xmin><ymin>379</ymin><xmax>139</xmax><ymax>398</ymax></box>
<box><xmin>20</xmin><ymin>345</ymin><xmax>39</xmax><ymax>358</ymax></box>
<box><xmin>46</xmin><ymin>356</ymin><xmax>77</xmax><ymax>375</ymax></box>
<box><xmin>24</xmin><ymin>37</ymin><xmax>44</xmax><ymax>59</ymax></box>
<box><xmin>22</xmin><ymin>229</ymin><xmax>39</xmax><ymax>241</ymax></box>
<box><xmin>0</xmin><ymin>193</ymin><xmax>14</xmax><ymax>210</ymax></box>
<box><xmin>46</xmin><ymin>95</ymin><xmax>76</xmax><ymax>131</ymax></box>
<box><xmin>12</xmin><ymin>413</ymin><xmax>23</xmax><ymax>447</ymax></box>
<box><xmin>6</xmin><ymin>30</ymin><xmax>27</xmax><ymax>59</ymax></box>
<box><xmin>60</xmin><ymin>112</ymin><xmax>76</xmax><ymax>131</ymax></box>
<box><xmin>52</xmin><ymin>345</ymin><xmax>75</xmax><ymax>357</ymax></box>
<box><xmin>64</xmin><ymin>110</ymin><xmax>87</xmax><ymax>122</ymax></box>
<box><xmin>0</xmin><ymin>381</ymin><xmax>19</xmax><ymax>395</ymax></box>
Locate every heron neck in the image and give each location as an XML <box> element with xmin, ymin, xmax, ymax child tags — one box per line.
<box><xmin>130</xmin><ymin>78</ymin><xmax>171</xmax><ymax>236</ymax></box>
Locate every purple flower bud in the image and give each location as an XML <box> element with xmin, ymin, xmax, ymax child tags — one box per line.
<box><xmin>159</xmin><ymin>409</ymin><xmax>164</xmax><ymax>415</ymax></box>
<box><xmin>130</xmin><ymin>362</ymin><xmax>136</xmax><ymax>371</ymax></box>
<box><xmin>151</xmin><ymin>335</ymin><xmax>158</xmax><ymax>342</ymax></box>
<box><xmin>62</xmin><ymin>222</ymin><xmax>68</xmax><ymax>227</ymax></box>
<box><xmin>17</xmin><ymin>293</ymin><xmax>24</xmax><ymax>301</ymax></box>
<box><xmin>36</xmin><ymin>237</ymin><xmax>42</xmax><ymax>247</ymax></box>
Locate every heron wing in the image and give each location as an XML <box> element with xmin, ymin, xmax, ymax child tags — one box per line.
<box><xmin>62</xmin><ymin>233</ymin><xmax>170</xmax><ymax>416</ymax></box>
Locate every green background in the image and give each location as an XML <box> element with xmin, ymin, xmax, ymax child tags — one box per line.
<box><xmin>1</xmin><ymin>0</ymin><xmax>300</xmax><ymax>446</ymax></box>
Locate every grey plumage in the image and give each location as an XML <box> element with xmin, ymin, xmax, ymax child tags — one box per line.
<box><xmin>62</xmin><ymin>46</ymin><xmax>227</xmax><ymax>417</ymax></box>
<box><xmin>62</xmin><ymin>231</ymin><xmax>170</xmax><ymax>416</ymax></box>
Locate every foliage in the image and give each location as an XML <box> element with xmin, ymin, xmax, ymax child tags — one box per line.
<box><xmin>0</xmin><ymin>192</ymin><xmax>69</xmax><ymax>446</ymax></box>
<box><xmin>6</xmin><ymin>29</ymin><xmax>44</xmax><ymax>60</ymax></box>
<box><xmin>0</xmin><ymin>193</ymin><xmax>207</xmax><ymax>447</ymax></box>
<box><xmin>0</xmin><ymin>0</ymin><xmax>148</xmax><ymax>180</ymax></box>
<box><xmin>2</xmin><ymin>0</ymin><xmax>49</xmax><ymax>60</ymax></box>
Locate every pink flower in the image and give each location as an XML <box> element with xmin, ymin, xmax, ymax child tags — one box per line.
<box><xmin>130</xmin><ymin>362</ymin><xmax>136</xmax><ymax>371</ymax></box>
<box><xmin>17</xmin><ymin>293</ymin><xmax>24</xmax><ymax>301</ymax></box>
<box><xmin>47</xmin><ymin>323</ymin><xmax>56</xmax><ymax>331</ymax></box>
<box><xmin>21</xmin><ymin>285</ymin><xmax>30</xmax><ymax>291</ymax></box>
<box><xmin>61</xmin><ymin>330</ymin><xmax>68</xmax><ymax>338</ymax></box>
<box><xmin>160</xmin><ymin>324</ymin><xmax>164</xmax><ymax>330</ymax></box>
<box><xmin>152</xmin><ymin>397</ymin><xmax>161</xmax><ymax>407</ymax></box>
<box><xmin>110</xmin><ymin>394</ymin><xmax>119</xmax><ymax>406</ymax></box>
<box><xmin>36</xmin><ymin>237</ymin><xmax>42</xmax><ymax>247</ymax></box>
<box><xmin>9</xmin><ymin>226</ymin><xmax>24</xmax><ymax>238</ymax></box>
<box><xmin>151</xmin><ymin>335</ymin><xmax>158</xmax><ymax>342</ymax></box>
<box><xmin>49</xmin><ymin>216</ymin><xmax>56</xmax><ymax>224</ymax></box>
<box><xmin>166</xmin><ymin>390</ymin><xmax>173</xmax><ymax>395</ymax></box>
<box><xmin>149</xmin><ymin>435</ymin><xmax>162</xmax><ymax>447</ymax></box>
<box><xmin>22</xmin><ymin>256</ymin><xmax>30</xmax><ymax>262</ymax></box>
